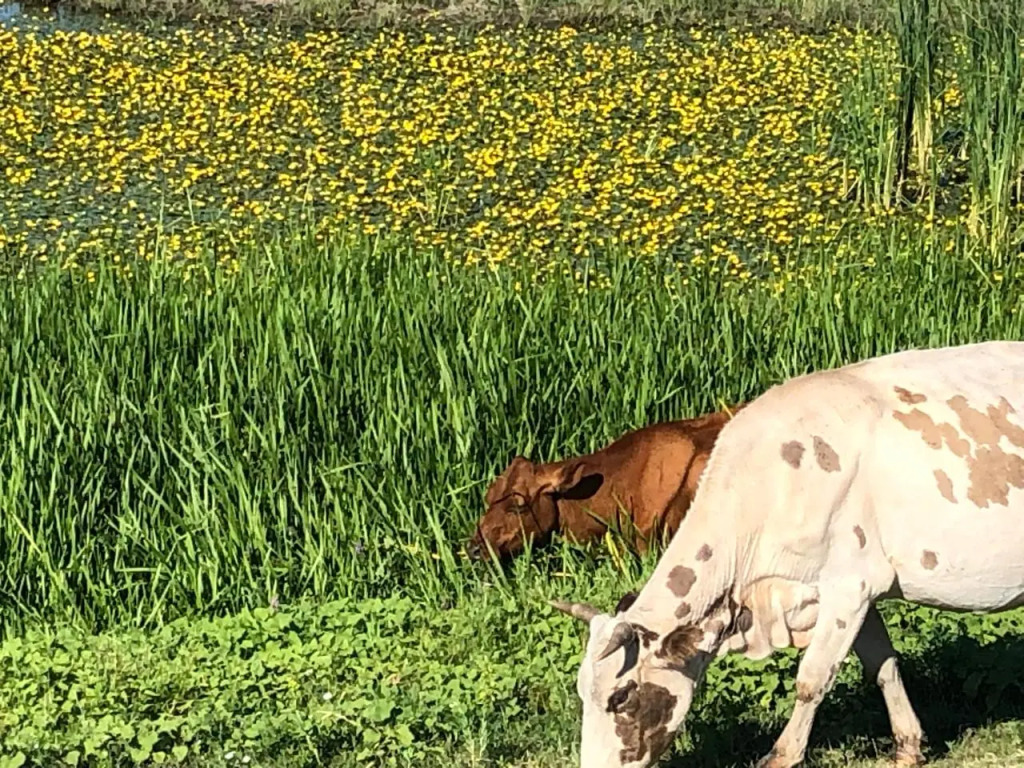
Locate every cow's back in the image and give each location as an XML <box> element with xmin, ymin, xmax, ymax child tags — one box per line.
<box><xmin>697</xmin><ymin>340</ymin><xmax>1024</xmax><ymax>613</ymax></box>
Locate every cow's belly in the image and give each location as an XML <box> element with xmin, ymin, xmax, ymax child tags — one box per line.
<box><xmin>889</xmin><ymin>525</ymin><xmax>1024</xmax><ymax>612</ymax></box>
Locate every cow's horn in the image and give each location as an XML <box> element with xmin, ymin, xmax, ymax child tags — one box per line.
<box><xmin>549</xmin><ymin>599</ymin><xmax>599</xmax><ymax>623</ymax></box>
<box><xmin>598</xmin><ymin>622</ymin><xmax>638</xmax><ymax>661</ymax></box>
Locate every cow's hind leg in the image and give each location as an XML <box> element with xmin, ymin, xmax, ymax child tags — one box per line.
<box><xmin>853</xmin><ymin>605</ymin><xmax>925</xmax><ymax>765</ymax></box>
<box><xmin>755</xmin><ymin>584</ymin><xmax>872</xmax><ymax>768</ymax></box>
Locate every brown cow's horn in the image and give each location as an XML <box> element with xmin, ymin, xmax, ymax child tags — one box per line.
<box><xmin>597</xmin><ymin>622</ymin><xmax>638</xmax><ymax>661</ymax></box>
<box><xmin>549</xmin><ymin>599</ymin><xmax>599</xmax><ymax>623</ymax></box>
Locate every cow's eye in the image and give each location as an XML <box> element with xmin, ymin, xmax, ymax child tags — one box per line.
<box><xmin>606</xmin><ymin>681</ymin><xmax>638</xmax><ymax>713</ymax></box>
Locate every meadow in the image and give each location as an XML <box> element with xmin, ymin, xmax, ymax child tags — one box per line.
<box><xmin>4</xmin><ymin>1</ymin><xmax>1024</xmax><ymax>766</ymax></box>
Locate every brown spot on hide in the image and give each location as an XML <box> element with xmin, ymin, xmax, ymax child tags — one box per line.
<box><xmin>812</xmin><ymin>436</ymin><xmax>841</xmax><ymax>472</ymax></box>
<box><xmin>860</xmin><ymin>580</ymin><xmax>867</xmax><ymax>592</ymax></box>
<box><xmin>736</xmin><ymin>605</ymin><xmax>753</xmax><ymax>633</ymax></box>
<box><xmin>656</xmin><ymin>625</ymin><xmax>703</xmax><ymax>662</ymax></box>
<box><xmin>895</xmin><ymin>395</ymin><xmax>1024</xmax><ymax>510</ymax></box>
<box><xmin>934</xmin><ymin>469</ymin><xmax>957</xmax><ymax>503</ymax></box>
<box><xmin>895</xmin><ymin>387</ymin><xmax>927</xmax><ymax>405</ymax></box>
<box><xmin>987</xmin><ymin>397</ymin><xmax>1024</xmax><ymax>444</ymax></box>
<box><xmin>606</xmin><ymin>680</ymin><xmax>638</xmax><ymax>713</ymax></box>
<box><xmin>945</xmin><ymin>396</ymin><xmax>1024</xmax><ymax>508</ymax></box>
<box><xmin>853</xmin><ymin>525</ymin><xmax>866</xmax><ymax>549</ymax></box>
<box><xmin>966</xmin><ymin>447</ymin><xmax>1024</xmax><ymax>508</ymax></box>
<box><xmin>675</xmin><ymin>601</ymin><xmax>691</xmax><ymax>619</ymax></box>
<box><xmin>795</xmin><ymin>681</ymin><xmax>816</xmax><ymax>703</ymax></box>
<box><xmin>893</xmin><ymin>409</ymin><xmax>971</xmax><ymax>457</ymax></box>
<box><xmin>948</xmin><ymin>396</ymin><xmax>1010</xmax><ymax>447</ymax></box>
<box><xmin>613</xmin><ymin>682</ymin><xmax>678</xmax><ymax>765</ymax></box>
<box><xmin>836</xmin><ymin>618</ymin><xmax>847</xmax><ymax>629</ymax></box>
<box><xmin>781</xmin><ymin>441</ymin><xmax>805</xmax><ymax>468</ymax></box>
<box><xmin>921</xmin><ymin>550</ymin><xmax>938</xmax><ymax>570</ymax></box>
<box><xmin>636</xmin><ymin>625</ymin><xmax>660</xmax><ymax>648</ymax></box>
<box><xmin>695</xmin><ymin>544</ymin><xmax>713</xmax><ymax>561</ymax></box>
<box><xmin>615</xmin><ymin>592</ymin><xmax>638</xmax><ymax>614</ymax></box>
<box><xmin>667</xmin><ymin>565</ymin><xmax>697</xmax><ymax>598</ymax></box>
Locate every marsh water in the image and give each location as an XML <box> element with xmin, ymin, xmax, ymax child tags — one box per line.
<box><xmin>1</xmin><ymin>1</ymin><xmax>130</xmax><ymax>29</ymax></box>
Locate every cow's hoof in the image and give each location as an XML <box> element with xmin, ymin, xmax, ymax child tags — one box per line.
<box><xmin>754</xmin><ymin>751</ymin><xmax>799</xmax><ymax>768</ymax></box>
<box><xmin>893</xmin><ymin>734</ymin><xmax>926</xmax><ymax>766</ymax></box>
<box><xmin>893</xmin><ymin>748</ymin><xmax>926</xmax><ymax>766</ymax></box>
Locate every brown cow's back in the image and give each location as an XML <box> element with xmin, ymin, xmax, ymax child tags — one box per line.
<box><xmin>553</xmin><ymin>408</ymin><xmax>739</xmax><ymax>551</ymax></box>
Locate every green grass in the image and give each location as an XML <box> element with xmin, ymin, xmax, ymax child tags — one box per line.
<box><xmin>836</xmin><ymin>0</ymin><xmax>1024</xmax><ymax>250</ymax></box>
<box><xmin>2</xmin><ymin>220</ymin><xmax>1021</xmax><ymax>635</ymax></box>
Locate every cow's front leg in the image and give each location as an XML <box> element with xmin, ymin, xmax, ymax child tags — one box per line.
<box><xmin>853</xmin><ymin>605</ymin><xmax>925</xmax><ymax>765</ymax></box>
<box><xmin>755</xmin><ymin>586</ymin><xmax>872</xmax><ymax>768</ymax></box>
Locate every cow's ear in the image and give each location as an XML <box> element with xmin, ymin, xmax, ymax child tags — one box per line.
<box><xmin>614</xmin><ymin>592</ymin><xmax>638</xmax><ymax>614</ymax></box>
<box><xmin>539</xmin><ymin>461</ymin><xmax>588</xmax><ymax>494</ymax></box>
<box><xmin>505</xmin><ymin>455</ymin><xmax>532</xmax><ymax>474</ymax></box>
<box><xmin>487</xmin><ymin>456</ymin><xmax>533</xmax><ymax>504</ymax></box>
<box><xmin>655</xmin><ymin>625</ymin><xmax>702</xmax><ymax>663</ymax></box>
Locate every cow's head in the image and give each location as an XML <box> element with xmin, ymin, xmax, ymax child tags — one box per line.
<box><xmin>552</xmin><ymin>593</ymin><xmax>740</xmax><ymax>768</ymax></box>
<box><xmin>466</xmin><ymin>456</ymin><xmax>588</xmax><ymax>560</ymax></box>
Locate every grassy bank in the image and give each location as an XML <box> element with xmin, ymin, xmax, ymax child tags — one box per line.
<box><xmin>5</xmin><ymin>564</ymin><xmax>1024</xmax><ymax>767</ymax></box>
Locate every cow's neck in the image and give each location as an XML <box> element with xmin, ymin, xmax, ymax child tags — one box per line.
<box><xmin>625</xmin><ymin>495</ymin><xmax>742</xmax><ymax>637</ymax></box>
<box><xmin>554</xmin><ymin>492</ymin><xmax>616</xmax><ymax>542</ymax></box>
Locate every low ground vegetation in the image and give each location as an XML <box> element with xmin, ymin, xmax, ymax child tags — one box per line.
<box><xmin>6</xmin><ymin>577</ymin><xmax>1024</xmax><ymax>767</ymax></box>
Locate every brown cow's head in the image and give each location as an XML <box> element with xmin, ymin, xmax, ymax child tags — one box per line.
<box><xmin>466</xmin><ymin>456</ymin><xmax>588</xmax><ymax>560</ymax></box>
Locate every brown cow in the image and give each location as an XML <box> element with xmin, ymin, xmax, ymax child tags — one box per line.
<box><xmin>466</xmin><ymin>405</ymin><xmax>744</xmax><ymax>560</ymax></box>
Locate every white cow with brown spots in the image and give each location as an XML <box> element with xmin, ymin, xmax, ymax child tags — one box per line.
<box><xmin>552</xmin><ymin>340</ymin><xmax>1024</xmax><ymax>768</ymax></box>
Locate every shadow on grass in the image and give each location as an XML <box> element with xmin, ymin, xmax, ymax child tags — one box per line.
<box><xmin>671</xmin><ymin>633</ymin><xmax>1024</xmax><ymax>768</ymax></box>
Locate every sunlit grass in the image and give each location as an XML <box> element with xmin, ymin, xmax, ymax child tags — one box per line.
<box><xmin>0</xmin><ymin>220</ymin><xmax>1020</xmax><ymax>633</ymax></box>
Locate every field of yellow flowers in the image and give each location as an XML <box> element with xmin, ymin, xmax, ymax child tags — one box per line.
<box><xmin>0</xmin><ymin>12</ymin><xmax>890</xmax><ymax>280</ymax></box>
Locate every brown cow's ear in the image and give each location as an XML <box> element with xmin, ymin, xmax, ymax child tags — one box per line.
<box><xmin>655</xmin><ymin>625</ymin><xmax>703</xmax><ymax>663</ymax></box>
<box><xmin>506</xmin><ymin>455</ymin><xmax>532</xmax><ymax>474</ymax></box>
<box><xmin>487</xmin><ymin>456</ymin><xmax>531</xmax><ymax>503</ymax></box>
<box><xmin>538</xmin><ymin>461</ymin><xmax>588</xmax><ymax>494</ymax></box>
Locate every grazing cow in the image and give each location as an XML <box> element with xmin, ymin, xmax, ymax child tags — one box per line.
<box><xmin>552</xmin><ymin>340</ymin><xmax>1024</xmax><ymax>768</ymax></box>
<box><xmin>466</xmin><ymin>406</ymin><xmax>743</xmax><ymax>560</ymax></box>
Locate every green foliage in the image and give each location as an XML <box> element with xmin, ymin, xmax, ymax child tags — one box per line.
<box><xmin>3</xmin><ymin>590</ymin><xmax>1024</xmax><ymax>767</ymax></box>
<box><xmin>838</xmin><ymin>0</ymin><xmax>1024</xmax><ymax>253</ymax></box>
<box><xmin>0</xmin><ymin>593</ymin><xmax>580</xmax><ymax>767</ymax></box>
<box><xmin>948</xmin><ymin>0</ymin><xmax>1024</xmax><ymax>258</ymax></box>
